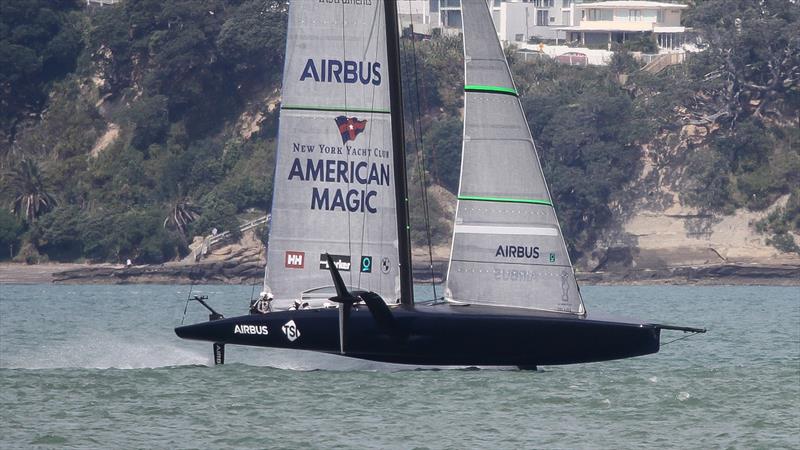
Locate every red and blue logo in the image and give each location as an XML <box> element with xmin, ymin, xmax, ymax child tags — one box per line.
<box><xmin>335</xmin><ymin>116</ymin><xmax>367</xmax><ymax>144</ymax></box>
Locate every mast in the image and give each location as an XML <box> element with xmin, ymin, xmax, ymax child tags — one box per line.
<box><xmin>383</xmin><ymin>0</ymin><xmax>414</xmax><ymax>306</ymax></box>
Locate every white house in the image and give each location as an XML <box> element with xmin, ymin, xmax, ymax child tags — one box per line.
<box><xmin>425</xmin><ymin>0</ymin><xmax>577</xmax><ymax>39</ymax></box>
<box><xmin>496</xmin><ymin>0</ymin><xmax>577</xmax><ymax>43</ymax></box>
<box><xmin>432</xmin><ymin>0</ymin><xmax>465</xmax><ymax>32</ymax></box>
<box><xmin>398</xmin><ymin>0</ymin><xmax>433</xmax><ymax>34</ymax></box>
<box><xmin>556</xmin><ymin>1</ymin><xmax>688</xmax><ymax>50</ymax></box>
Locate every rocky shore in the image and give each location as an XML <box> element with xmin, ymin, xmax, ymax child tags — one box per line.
<box><xmin>2</xmin><ymin>229</ymin><xmax>798</xmax><ymax>286</ymax></box>
<box><xmin>1</xmin><ymin>259</ymin><xmax>798</xmax><ymax>286</ymax></box>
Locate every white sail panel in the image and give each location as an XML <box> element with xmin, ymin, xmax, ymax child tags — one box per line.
<box><xmin>266</xmin><ymin>0</ymin><xmax>400</xmax><ymax>305</ymax></box>
<box><xmin>445</xmin><ymin>0</ymin><xmax>584</xmax><ymax>314</ymax></box>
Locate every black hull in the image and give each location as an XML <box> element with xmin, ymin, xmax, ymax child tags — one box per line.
<box><xmin>175</xmin><ymin>303</ymin><xmax>661</xmax><ymax>366</ymax></box>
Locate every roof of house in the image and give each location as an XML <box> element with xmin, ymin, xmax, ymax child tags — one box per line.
<box><xmin>557</xmin><ymin>22</ymin><xmax>651</xmax><ymax>32</ymax></box>
<box><xmin>577</xmin><ymin>1</ymin><xmax>688</xmax><ymax>9</ymax></box>
<box><xmin>556</xmin><ymin>22</ymin><xmax>686</xmax><ymax>32</ymax></box>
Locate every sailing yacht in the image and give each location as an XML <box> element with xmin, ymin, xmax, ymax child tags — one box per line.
<box><xmin>175</xmin><ymin>0</ymin><xmax>703</xmax><ymax>367</ymax></box>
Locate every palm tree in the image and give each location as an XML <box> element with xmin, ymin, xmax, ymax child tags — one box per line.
<box><xmin>164</xmin><ymin>199</ymin><xmax>201</xmax><ymax>242</ymax></box>
<box><xmin>5</xmin><ymin>159</ymin><xmax>57</xmax><ymax>224</ymax></box>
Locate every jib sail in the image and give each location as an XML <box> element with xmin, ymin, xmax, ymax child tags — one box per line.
<box><xmin>444</xmin><ymin>0</ymin><xmax>585</xmax><ymax>314</ymax></box>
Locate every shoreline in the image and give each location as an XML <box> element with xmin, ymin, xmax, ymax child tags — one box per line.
<box><xmin>1</xmin><ymin>261</ymin><xmax>798</xmax><ymax>286</ymax></box>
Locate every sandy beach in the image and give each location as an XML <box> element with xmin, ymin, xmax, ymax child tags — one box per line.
<box><xmin>0</xmin><ymin>263</ymin><xmax>120</xmax><ymax>284</ymax></box>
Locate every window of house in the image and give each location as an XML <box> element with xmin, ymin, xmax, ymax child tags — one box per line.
<box><xmin>657</xmin><ymin>10</ymin><xmax>664</xmax><ymax>22</ymax></box>
<box><xmin>537</xmin><ymin>10</ymin><xmax>549</xmax><ymax>26</ymax></box>
<box><xmin>586</xmin><ymin>9</ymin><xmax>610</xmax><ymax>20</ymax></box>
<box><xmin>629</xmin><ymin>9</ymin><xmax>642</xmax><ymax>21</ymax></box>
<box><xmin>444</xmin><ymin>10</ymin><xmax>462</xmax><ymax>27</ymax></box>
<box><xmin>515</xmin><ymin>33</ymin><xmax>524</xmax><ymax>41</ymax></box>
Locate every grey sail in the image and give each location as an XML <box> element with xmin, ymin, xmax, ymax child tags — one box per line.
<box><xmin>444</xmin><ymin>0</ymin><xmax>585</xmax><ymax>314</ymax></box>
<box><xmin>265</xmin><ymin>0</ymin><xmax>400</xmax><ymax>306</ymax></box>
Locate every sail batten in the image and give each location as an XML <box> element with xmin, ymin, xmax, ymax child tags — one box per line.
<box><xmin>445</xmin><ymin>0</ymin><xmax>585</xmax><ymax>315</ymax></box>
<box><xmin>464</xmin><ymin>85</ymin><xmax>518</xmax><ymax>96</ymax></box>
<box><xmin>454</xmin><ymin>224</ymin><xmax>559</xmax><ymax>236</ymax></box>
<box><xmin>457</xmin><ymin>195</ymin><xmax>553</xmax><ymax>206</ymax></box>
<box><xmin>281</xmin><ymin>105</ymin><xmax>392</xmax><ymax>114</ymax></box>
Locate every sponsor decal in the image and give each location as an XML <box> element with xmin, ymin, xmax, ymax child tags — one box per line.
<box><xmin>319</xmin><ymin>254</ymin><xmax>351</xmax><ymax>271</ymax></box>
<box><xmin>335</xmin><ymin>116</ymin><xmax>367</xmax><ymax>144</ymax></box>
<box><xmin>285</xmin><ymin>251</ymin><xmax>305</xmax><ymax>268</ymax></box>
<box><xmin>234</xmin><ymin>324</ymin><xmax>269</xmax><ymax>335</ymax></box>
<box><xmin>360</xmin><ymin>256</ymin><xmax>372</xmax><ymax>273</ymax></box>
<box><xmin>282</xmin><ymin>320</ymin><xmax>301</xmax><ymax>342</ymax></box>
<box><xmin>493</xmin><ymin>269</ymin><xmax>537</xmax><ymax>282</ymax></box>
<box><xmin>495</xmin><ymin>245</ymin><xmax>540</xmax><ymax>259</ymax></box>
<box><xmin>287</xmin><ymin>158</ymin><xmax>390</xmax><ymax>214</ymax></box>
<box><xmin>287</xmin><ymin>159</ymin><xmax>390</xmax><ymax>185</ymax></box>
<box><xmin>381</xmin><ymin>257</ymin><xmax>391</xmax><ymax>274</ymax></box>
<box><xmin>299</xmin><ymin>59</ymin><xmax>381</xmax><ymax>86</ymax></box>
<box><xmin>291</xmin><ymin>142</ymin><xmax>389</xmax><ymax>158</ymax></box>
<box><xmin>549</xmin><ymin>252</ymin><xmax>556</xmax><ymax>263</ymax></box>
<box><xmin>561</xmin><ymin>269</ymin><xmax>571</xmax><ymax>302</ymax></box>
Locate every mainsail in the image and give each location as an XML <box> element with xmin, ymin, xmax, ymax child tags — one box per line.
<box><xmin>444</xmin><ymin>0</ymin><xmax>585</xmax><ymax>314</ymax></box>
<box><xmin>266</xmin><ymin>0</ymin><xmax>400</xmax><ymax>305</ymax></box>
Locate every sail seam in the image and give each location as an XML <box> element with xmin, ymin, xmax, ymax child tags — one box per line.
<box><xmin>464</xmin><ymin>85</ymin><xmax>518</xmax><ymax>96</ymax></box>
<box><xmin>458</xmin><ymin>195</ymin><xmax>552</xmax><ymax>206</ymax></box>
<box><xmin>454</xmin><ymin>224</ymin><xmax>558</xmax><ymax>236</ymax></box>
<box><xmin>451</xmin><ymin>258</ymin><xmax>572</xmax><ymax>268</ymax></box>
<box><xmin>445</xmin><ymin>299</ymin><xmax>583</xmax><ymax>315</ymax></box>
<box><xmin>281</xmin><ymin>105</ymin><xmax>391</xmax><ymax>114</ymax></box>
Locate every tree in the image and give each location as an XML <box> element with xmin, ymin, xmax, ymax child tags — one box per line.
<box><xmin>34</xmin><ymin>204</ymin><xmax>84</xmax><ymax>260</ymax></box>
<box><xmin>685</xmin><ymin>0</ymin><xmax>800</xmax><ymax>126</ymax></box>
<box><xmin>163</xmin><ymin>198</ymin><xmax>201</xmax><ymax>243</ymax></box>
<box><xmin>125</xmin><ymin>95</ymin><xmax>169</xmax><ymax>150</ymax></box>
<box><xmin>682</xmin><ymin>149</ymin><xmax>735</xmax><ymax>212</ymax></box>
<box><xmin>4</xmin><ymin>159</ymin><xmax>57</xmax><ymax>224</ymax></box>
<box><xmin>216</xmin><ymin>0</ymin><xmax>288</xmax><ymax>80</ymax></box>
<box><xmin>401</xmin><ymin>35</ymin><xmax>464</xmax><ymax>116</ymax></box>
<box><xmin>422</xmin><ymin>117</ymin><xmax>462</xmax><ymax>193</ymax></box>
<box><xmin>518</xmin><ymin>61</ymin><xmax>645</xmax><ymax>257</ymax></box>
<box><xmin>0</xmin><ymin>209</ymin><xmax>22</xmax><ymax>259</ymax></box>
<box><xmin>0</xmin><ymin>0</ymin><xmax>82</xmax><ymax>146</ymax></box>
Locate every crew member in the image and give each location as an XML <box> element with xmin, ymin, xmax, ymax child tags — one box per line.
<box><xmin>249</xmin><ymin>291</ymin><xmax>273</xmax><ymax>314</ymax></box>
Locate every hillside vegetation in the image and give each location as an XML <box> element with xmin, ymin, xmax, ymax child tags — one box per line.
<box><xmin>0</xmin><ymin>0</ymin><xmax>798</xmax><ymax>265</ymax></box>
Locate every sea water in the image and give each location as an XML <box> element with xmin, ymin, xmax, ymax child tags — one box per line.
<box><xmin>0</xmin><ymin>284</ymin><xmax>797</xmax><ymax>448</ymax></box>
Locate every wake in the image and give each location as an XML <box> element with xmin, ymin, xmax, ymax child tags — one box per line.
<box><xmin>0</xmin><ymin>333</ymin><xmax>208</xmax><ymax>370</ymax></box>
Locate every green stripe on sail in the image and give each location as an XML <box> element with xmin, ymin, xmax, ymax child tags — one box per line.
<box><xmin>281</xmin><ymin>105</ymin><xmax>391</xmax><ymax>114</ymax></box>
<box><xmin>464</xmin><ymin>85</ymin><xmax>518</xmax><ymax>96</ymax></box>
<box><xmin>458</xmin><ymin>195</ymin><xmax>552</xmax><ymax>206</ymax></box>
